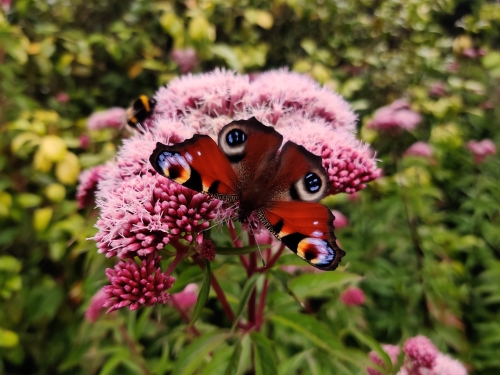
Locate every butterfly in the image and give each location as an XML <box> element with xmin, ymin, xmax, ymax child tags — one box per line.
<box><xmin>149</xmin><ymin>117</ymin><xmax>345</xmax><ymax>271</ymax></box>
<box><xmin>125</xmin><ymin>95</ymin><xmax>156</xmax><ymax>132</ymax></box>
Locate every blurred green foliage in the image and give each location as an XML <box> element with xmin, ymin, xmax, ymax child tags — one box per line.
<box><xmin>1</xmin><ymin>0</ymin><xmax>500</xmax><ymax>374</ymax></box>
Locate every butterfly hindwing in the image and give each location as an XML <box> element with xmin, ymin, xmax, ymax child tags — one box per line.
<box><xmin>258</xmin><ymin>201</ymin><xmax>344</xmax><ymax>270</ymax></box>
<box><xmin>149</xmin><ymin>135</ymin><xmax>239</xmax><ymax>202</ymax></box>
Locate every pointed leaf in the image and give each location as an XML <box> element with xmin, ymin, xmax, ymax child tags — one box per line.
<box><xmin>189</xmin><ymin>259</ymin><xmax>211</xmax><ymax>326</ymax></box>
<box><xmin>224</xmin><ymin>338</ymin><xmax>242</xmax><ymax>375</ymax></box>
<box><xmin>232</xmin><ymin>273</ymin><xmax>261</xmax><ymax>330</ymax></box>
<box><xmin>250</xmin><ymin>331</ymin><xmax>278</xmax><ymax>375</ymax></box>
<box><xmin>349</xmin><ymin>326</ymin><xmax>392</xmax><ymax>370</ymax></box>
<box><xmin>289</xmin><ymin>272</ymin><xmax>361</xmax><ymax>299</ymax></box>
<box><xmin>172</xmin><ymin>333</ymin><xmax>228</xmax><ymax>375</ymax></box>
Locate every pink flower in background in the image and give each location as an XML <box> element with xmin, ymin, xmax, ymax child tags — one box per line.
<box><xmin>79</xmin><ymin>134</ymin><xmax>90</xmax><ymax>149</ymax></box>
<box><xmin>433</xmin><ymin>353</ymin><xmax>468</xmax><ymax>375</ymax></box>
<box><xmin>1</xmin><ymin>0</ymin><xmax>11</xmax><ymax>12</ymax></box>
<box><xmin>467</xmin><ymin>139</ymin><xmax>496</xmax><ymax>164</ymax></box>
<box><xmin>403</xmin><ymin>335</ymin><xmax>438</xmax><ymax>370</ymax></box>
<box><xmin>366</xmin><ymin>336</ymin><xmax>468</xmax><ymax>375</ymax></box>
<box><xmin>367</xmin><ymin>344</ymin><xmax>400</xmax><ymax>375</ymax></box>
<box><xmin>198</xmin><ymin>239</ymin><xmax>216</xmax><ymax>261</ymax></box>
<box><xmin>55</xmin><ymin>92</ymin><xmax>70</xmax><ymax>103</ymax></box>
<box><xmin>171</xmin><ymin>48</ymin><xmax>199</xmax><ymax>74</ymax></box>
<box><xmin>87</xmin><ymin>107</ymin><xmax>126</xmax><ymax>130</ymax></box>
<box><xmin>332</xmin><ymin>210</ymin><xmax>348</xmax><ymax>229</ymax></box>
<box><xmin>429</xmin><ymin>82</ymin><xmax>446</xmax><ymax>97</ymax></box>
<box><xmin>103</xmin><ymin>256</ymin><xmax>175</xmax><ymax>312</ymax></box>
<box><xmin>368</xmin><ymin>99</ymin><xmax>421</xmax><ymax>133</ymax></box>
<box><xmin>340</xmin><ymin>286</ymin><xmax>365</xmax><ymax>306</ymax></box>
<box><xmin>76</xmin><ymin>165</ymin><xmax>106</xmax><ymax>209</ymax></box>
<box><xmin>462</xmin><ymin>48</ymin><xmax>477</xmax><ymax>58</ymax></box>
<box><xmin>404</xmin><ymin>142</ymin><xmax>433</xmax><ymax>158</ymax></box>
<box><xmin>85</xmin><ymin>289</ymin><xmax>108</xmax><ymax>323</ymax></box>
<box><xmin>171</xmin><ymin>283</ymin><xmax>198</xmax><ymax>310</ymax></box>
<box><xmin>447</xmin><ymin>61</ymin><xmax>460</xmax><ymax>73</ymax></box>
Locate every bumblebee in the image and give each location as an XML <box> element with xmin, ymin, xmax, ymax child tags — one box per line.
<box><xmin>125</xmin><ymin>95</ymin><xmax>156</xmax><ymax>132</ymax></box>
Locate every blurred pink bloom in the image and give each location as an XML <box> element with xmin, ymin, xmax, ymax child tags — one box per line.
<box><xmin>76</xmin><ymin>165</ymin><xmax>106</xmax><ymax>209</ymax></box>
<box><xmin>56</xmin><ymin>92</ymin><xmax>70</xmax><ymax>103</ymax></box>
<box><xmin>447</xmin><ymin>61</ymin><xmax>460</xmax><ymax>73</ymax></box>
<box><xmin>171</xmin><ymin>48</ymin><xmax>199</xmax><ymax>74</ymax></box>
<box><xmin>87</xmin><ymin>107</ymin><xmax>126</xmax><ymax>130</ymax></box>
<box><xmin>467</xmin><ymin>139</ymin><xmax>496</xmax><ymax>164</ymax></box>
<box><xmin>1</xmin><ymin>0</ymin><xmax>11</xmax><ymax>12</ymax></box>
<box><xmin>85</xmin><ymin>289</ymin><xmax>107</xmax><ymax>323</ymax></box>
<box><xmin>332</xmin><ymin>210</ymin><xmax>348</xmax><ymax>229</ymax></box>
<box><xmin>171</xmin><ymin>283</ymin><xmax>198</xmax><ymax>310</ymax></box>
<box><xmin>368</xmin><ymin>99</ymin><xmax>421</xmax><ymax>133</ymax></box>
<box><xmin>348</xmin><ymin>191</ymin><xmax>360</xmax><ymax>201</ymax></box>
<box><xmin>403</xmin><ymin>335</ymin><xmax>438</xmax><ymax>370</ymax></box>
<box><xmin>103</xmin><ymin>255</ymin><xmax>175</xmax><ymax>312</ymax></box>
<box><xmin>79</xmin><ymin>134</ymin><xmax>90</xmax><ymax>149</ymax></box>
<box><xmin>340</xmin><ymin>286</ymin><xmax>365</xmax><ymax>306</ymax></box>
<box><xmin>462</xmin><ymin>48</ymin><xmax>477</xmax><ymax>58</ymax></box>
<box><xmin>433</xmin><ymin>353</ymin><xmax>468</xmax><ymax>375</ymax></box>
<box><xmin>476</xmin><ymin>48</ymin><xmax>486</xmax><ymax>57</ymax></box>
<box><xmin>404</xmin><ymin>142</ymin><xmax>433</xmax><ymax>158</ymax></box>
<box><xmin>198</xmin><ymin>239</ymin><xmax>216</xmax><ymax>261</ymax></box>
<box><xmin>429</xmin><ymin>82</ymin><xmax>446</xmax><ymax>97</ymax></box>
<box><xmin>367</xmin><ymin>344</ymin><xmax>400</xmax><ymax>375</ymax></box>
<box><xmin>281</xmin><ymin>265</ymin><xmax>321</xmax><ymax>274</ymax></box>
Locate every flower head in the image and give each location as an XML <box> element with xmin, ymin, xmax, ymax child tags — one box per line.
<box><xmin>368</xmin><ymin>99</ymin><xmax>421</xmax><ymax>133</ymax></box>
<box><xmin>198</xmin><ymin>239</ymin><xmax>216</xmax><ymax>261</ymax></box>
<box><xmin>85</xmin><ymin>289</ymin><xmax>108</xmax><ymax>323</ymax></box>
<box><xmin>56</xmin><ymin>92</ymin><xmax>70</xmax><ymax>103</ymax></box>
<box><xmin>467</xmin><ymin>139</ymin><xmax>496</xmax><ymax>164</ymax></box>
<box><xmin>87</xmin><ymin>107</ymin><xmax>126</xmax><ymax>130</ymax></box>
<box><xmin>171</xmin><ymin>283</ymin><xmax>198</xmax><ymax>310</ymax></box>
<box><xmin>103</xmin><ymin>255</ymin><xmax>175</xmax><ymax>312</ymax></box>
<box><xmin>332</xmin><ymin>210</ymin><xmax>348</xmax><ymax>229</ymax></box>
<box><xmin>404</xmin><ymin>142</ymin><xmax>433</xmax><ymax>158</ymax></box>
<box><xmin>403</xmin><ymin>335</ymin><xmax>438</xmax><ymax>370</ymax></box>
<box><xmin>340</xmin><ymin>286</ymin><xmax>365</xmax><ymax>306</ymax></box>
<box><xmin>171</xmin><ymin>48</ymin><xmax>199</xmax><ymax>74</ymax></box>
<box><xmin>76</xmin><ymin>165</ymin><xmax>106</xmax><ymax>209</ymax></box>
<box><xmin>367</xmin><ymin>344</ymin><xmax>400</xmax><ymax>375</ymax></box>
<box><xmin>433</xmin><ymin>353</ymin><xmax>468</xmax><ymax>375</ymax></box>
<box><xmin>429</xmin><ymin>82</ymin><xmax>446</xmax><ymax>98</ymax></box>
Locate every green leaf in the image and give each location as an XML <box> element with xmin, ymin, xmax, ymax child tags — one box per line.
<box><xmin>349</xmin><ymin>326</ymin><xmax>392</xmax><ymax>370</ymax></box>
<box><xmin>99</xmin><ymin>348</ymin><xmax>129</xmax><ymax>375</ymax></box>
<box><xmin>250</xmin><ymin>331</ymin><xmax>278</xmax><ymax>375</ymax></box>
<box><xmin>189</xmin><ymin>259</ymin><xmax>211</xmax><ymax>326</ymax></box>
<box><xmin>172</xmin><ymin>333</ymin><xmax>228</xmax><ymax>375</ymax></box>
<box><xmin>201</xmin><ymin>346</ymin><xmax>234</xmax><ymax>375</ymax></box>
<box><xmin>278</xmin><ymin>350</ymin><xmax>309</xmax><ymax>375</ymax></box>
<box><xmin>216</xmin><ymin>244</ymin><xmax>270</xmax><ymax>255</ymax></box>
<box><xmin>289</xmin><ymin>272</ymin><xmax>361</xmax><ymax>299</ymax></box>
<box><xmin>170</xmin><ymin>266</ymin><xmax>204</xmax><ymax>293</ymax></box>
<box><xmin>269</xmin><ymin>313</ymin><xmax>369</xmax><ymax>368</ymax></box>
<box><xmin>224</xmin><ymin>338</ymin><xmax>242</xmax><ymax>375</ymax></box>
<box><xmin>231</xmin><ymin>273</ymin><xmax>261</xmax><ymax>330</ymax></box>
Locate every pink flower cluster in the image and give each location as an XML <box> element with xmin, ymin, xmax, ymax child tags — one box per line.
<box><xmin>171</xmin><ymin>48</ymin><xmax>199</xmax><ymax>74</ymax></box>
<box><xmin>80</xmin><ymin>69</ymin><xmax>380</xmax><ymax>312</ymax></box>
<box><xmin>367</xmin><ymin>335</ymin><xmax>467</xmax><ymax>375</ymax></box>
<box><xmin>340</xmin><ymin>286</ymin><xmax>365</xmax><ymax>306</ymax></box>
<box><xmin>77</xmin><ymin>165</ymin><xmax>106</xmax><ymax>209</ymax></box>
<box><xmin>368</xmin><ymin>99</ymin><xmax>421</xmax><ymax>134</ymax></box>
<box><xmin>103</xmin><ymin>256</ymin><xmax>175</xmax><ymax>312</ymax></box>
<box><xmin>404</xmin><ymin>142</ymin><xmax>433</xmax><ymax>158</ymax></box>
<box><xmin>466</xmin><ymin>139</ymin><xmax>496</xmax><ymax>164</ymax></box>
<box><xmin>87</xmin><ymin>107</ymin><xmax>126</xmax><ymax>130</ymax></box>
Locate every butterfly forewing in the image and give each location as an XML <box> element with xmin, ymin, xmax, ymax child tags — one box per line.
<box><xmin>149</xmin><ymin>135</ymin><xmax>239</xmax><ymax>202</ymax></box>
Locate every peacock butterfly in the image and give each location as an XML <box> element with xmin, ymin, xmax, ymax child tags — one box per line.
<box><xmin>149</xmin><ymin>117</ymin><xmax>345</xmax><ymax>271</ymax></box>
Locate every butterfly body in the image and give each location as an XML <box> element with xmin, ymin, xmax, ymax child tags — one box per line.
<box><xmin>150</xmin><ymin>117</ymin><xmax>345</xmax><ymax>270</ymax></box>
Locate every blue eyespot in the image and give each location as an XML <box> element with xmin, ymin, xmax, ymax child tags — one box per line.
<box><xmin>305</xmin><ymin>172</ymin><xmax>321</xmax><ymax>193</ymax></box>
<box><xmin>226</xmin><ymin>129</ymin><xmax>246</xmax><ymax>146</ymax></box>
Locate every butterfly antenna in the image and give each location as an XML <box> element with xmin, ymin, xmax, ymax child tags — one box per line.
<box><xmin>249</xmin><ymin>225</ymin><xmax>266</xmax><ymax>268</ymax></box>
